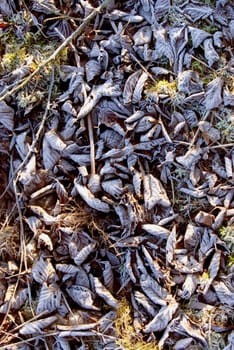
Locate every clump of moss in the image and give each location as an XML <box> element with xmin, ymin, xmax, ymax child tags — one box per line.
<box><xmin>0</xmin><ymin>225</ymin><xmax>19</xmax><ymax>260</ymax></box>
<box><xmin>1</xmin><ymin>47</ymin><xmax>27</xmax><ymax>73</ymax></box>
<box><xmin>146</xmin><ymin>79</ymin><xmax>177</xmax><ymax>97</ymax></box>
<box><xmin>115</xmin><ymin>298</ymin><xmax>158</xmax><ymax>350</ymax></box>
<box><xmin>219</xmin><ymin>225</ymin><xmax>234</xmax><ymax>251</ymax></box>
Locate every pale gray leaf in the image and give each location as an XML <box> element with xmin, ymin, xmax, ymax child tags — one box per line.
<box><xmin>174</xmin><ymin>337</ymin><xmax>195</xmax><ymax>350</ymax></box>
<box><xmin>144</xmin><ymin>300</ymin><xmax>178</xmax><ymax>333</ymax></box>
<box><xmin>179</xmin><ymin>274</ymin><xmax>198</xmax><ymax>300</ymax></box>
<box><xmin>93</xmin><ymin>277</ymin><xmax>118</xmax><ymax>309</ymax></box>
<box><xmin>143</xmin><ymin>174</ymin><xmax>170</xmax><ymax>210</ymax></box>
<box><xmin>141</xmin><ymin>224</ymin><xmax>170</xmax><ymax>240</ymax></box>
<box><xmin>133</xmin><ymin>26</ymin><xmax>152</xmax><ymax>45</ymax></box>
<box><xmin>56</xmin><ymin>263</ymin><xmax>79</xmax><ymax>275</ymax></box>
<box><xmin>101</xmin><ymin>178</ymin><xmax>123</xmax><ymax>198</ymax></box>
<box><xmin>198</xmin><ymin>121</ymin><xmax>221</xmax><ymax>143</ymax></box>
<box><xmin>53</xmin><ymin>336</ymin><xmax>71</xmax><ymax>350</ymax></box>
<box><xmin>66</xmin><ymin>285</ymin><xmax>99</xmax><ymax>310</ymax></box>
<box><xmin>166</xmin><ymin>225</ymin><xmax>177</xmax><ymax>265</ymax></box>
<box><xmin>19</xmin><ymin>316</ymin><xmax>57</xmax><ymax>335</ymax></box>
<box><xmin>123</xmin><ymin>70</ymin><xmax>142</xmax><ymax>104</ymax></box>
<box><xmin>132</xmin><ymin>71</ymin><xmax>148</xmax><ymax>103</ymax></box>
<box><xmin>178</xmin><ymin>70</ymin><xmax>203</xmax><ymax>95</ymax></box>
<box><xmin>203</xmin><ymin>38</ymin><xmax>219</xmax><ymax>67</ymax></box>
<box><xmin>73</xmin><ymin>243</ymin><xmax>96</xmax><ymax>265</ymax></box>
<box><xmin>31</xmin><ymin>0</ymin><xmax>59</xmax><ymax>14</ymax></box>
<box><xmin>140</xmin><ymin>273</ymin><xmax>167</xmax><ymax>305</ymax></box>
<box><xmin>134</xmin><ymin>291</ymin><xmax>156</xmax><ymax>316</ymax></box>
<box><xmin>141</xmin><ymin>246</ymin><xmax>164</xmax><ymax>281</ymax></box>
<box><xmin>0</xmin><ymin>101</ymin><xmax>14</xmax><ymax>131</ymax></box>
<box><xmin>32</xmin><ymin>256</ymin><xmax>57</xmax><ymax>284</ymax></box>
<box><xmin>42</xmin><ymin>137</ymin><xmax>60</xmax><ymax>169</ymax></box>
<box><xmin>176</xmin><ymin>147</ymin><xmax>201</xmax><ymax>169</ymax></box>
<box><xmin>189</xmin><ymin>26</ymin><xmax>211</xmax><ymax>48</ymax></box>
<box><xmin>73</xmin><ymin>182</ymin><xmax>111</xmax><ymax>213</ymax></box>
<box><xmin>85</xmin><ymin>59</ymin><xmax>101</xmax><ymax>82</ymax></box>
<box><xmin>184</xmin><ymin>5</ymin><xmax>213</xmax><ymax>22</ymax></box>
<box><xmin>36</xmin><ymin>282</ymin><xmax>61</xmax><ymax>314</ymax></box>
<box><xmin>204</xmin><ymin>77</ymin><xmax>223</xmax><ymax>110</ymax></box>
<box><xmin>213</xmin><ymin>281</ymin><xmax>234</xmax><ymax>306</ymax></box>
<box><xmin>184</xmin><ymin>224</ymin><xmax>201</xmax><ymax>250</ymax></box>
<box><xmin>177</xmin><ymin>315</ymin><xmax>208</xmax><ymax>347</ymax></box>
<box><xmin>153</xmin><ymin>28</ymin><xmax>174</xmax><ymax>64</ymax></box>
<box><xmin>135</xmin><ymin>116</ymin><xmax>155</xmax><ymax>133</ymax></box>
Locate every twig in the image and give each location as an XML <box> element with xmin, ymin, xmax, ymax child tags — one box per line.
<box><xmin>0</xmin><ymin>0</ymin><xmax>113</xmax><ymax>102</ymax></box>
<box><xmin>88</xmin><ymin>113</ymin><xmax>96</xmax><ymax>175</ymax></box>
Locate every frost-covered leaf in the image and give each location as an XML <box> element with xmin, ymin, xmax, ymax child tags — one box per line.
<box><xmin>133</xmin><ymin>26</ymin><xmax>152</xmax><ymax>45</ymax></box>
<box><xmin>198</xmin><ymin>121</ymin><xmax>220</xmax><ymax>143</ymax></box>
<box><xmin>73</xmin><ymin>243</ymin><xmax>96</xmax><ymax>265</ymax></box>
<box><xmin>154</xmin><ymin>0</ymin><xmax>170</xmax><ymax>19</ymax></box>
<box><xmin>203</xmin><ymin>38</ymin><xmax>219</xmax><ymax>67</ymax></box>
<box><xmin>132</xmin><ymin>72</ymin><xmax>148</xmax><ymax>103</ymax></box>
<box><xmin>42</xmin><ymin>136</ymin><xmax>60</xmax><ymax>169</ymax></box>
<box><xmin>189</xmin><ymin>26</ymin><xmax>211</xmax><ymax>48</ymax></box>
<box><xmin>73</xmin><ymin>181</ymin><xmax>111</xmax><ymax>212</ymax></box>
<box><xmin>0</xmin><ymin>101</ymin><xmax>14</xmax><ymax>131</ymax></box>
<box><xmin>213</xmin><ymin>281</ymin><xmax>234</xmax><ymax>306</ymax></box>
<box><xmin>204</xmin><ymin>77</ymin><xmax>223</xmax><ymax>110</ymax></box>
<box><xmin>143</xmin><ymin>174</ymin><xmax>170</xmax><ymax>210</ymax></box>
<box><xmin>66</xmin><ymin>285</ymin><xmax>99</xmax><ymax>310</ymax></box>
<box><xmin>141</xmin><ymin>224</ymin><xmax>170</xmax><ymax>240</ymax></box>
<box><xmin>184</xmin><ymin>5</ymin><xmax>213</xmax><ymax>22</ymax></box>
<box><xmin>144</xmin><ymin>299</ymin><xmax>178</xmax><ymax>333</ymax></box>
<box><xmin>19</xmin><ymin>316</ymin><xmax>57</xmax><ymax>335</ymax></box>
<box><xmin>166</xmin><ymin>225</ymin><xmax>177</xmax><ymax>265</ymax></box>
<box><xmin>0</xmin><ymin>288</ymin><xmax>28</xmax><ymax>313</ymax></box>
<box><xmin>93</xmin><ymin>277</ymin><xmax>118</xmax><ymax>309</ymax></box>
<box><xmin>44</xmin><ymin>130</ymin><xmax>67</xmax><ymax>152</ymax></box>
<box><xmin>153</xmin><ymin>28</ymin><xmax>174</xmax><ymax>64</ymax></box>
<box><xmin>176</xmin><ymin>147</ymin><xmax>201</xmax><ymax>168</ymax></box>
<box><xmin>36</xmin><ymin>282</ymin><xmax>62</xmax><ymax>314</ymax></box>
<box><xmin>179</xmin><ymin>274</ymin><xmax>197</xmax><ymax>300</ymax></box>
<box><xmin>123</xmin><ymin>70</ymin><xmax>142</xmax><ymax>104</ymax></box>
<box><xmin>140</xmin><ymin>273</ymin><xmax>167</xmax><ymax>306</ymax></box>
<box><xmin>101</xmin><ymin>178</ymin><xmax>123</xmax><ymax>198</ymax></box>
<box><xmin>29</xmin><ymin>205</ymin><xmax>59</xmax><ymax>225</ymax></box>
<box><xmin>77</xmin><ymin>80</ymin><xmax>121</xmax><ymax>119</ymax></box>
<box><xmin>32</xmin><ymin>256</ymin><xmax>57</xmax><ymax>283</ymax></box>
<box><xmin>85</xmin><ymin>59</ymin><xmax>101</xmax><ymax>82</ymax></box>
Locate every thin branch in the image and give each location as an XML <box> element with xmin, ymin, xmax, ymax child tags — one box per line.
<box><xmin>88</xmin><ymin>113</ymin><xmax>96</xmax><ymax>175</ymax></box>
<box><xmin>0</xmin><ymin>0</ymin><xmax>113</xmax><ymax>102</ymax></box>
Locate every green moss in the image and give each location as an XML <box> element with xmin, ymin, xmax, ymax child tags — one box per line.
<box><xmin>202</xmin><ymin>24</ymin><xmax>218</xmax><ymax>34</ymax></box>
<box><xmin>216</xmin><ymin>119</ymin><xmax>234</xmax><ymax>143</ymax></box>
<box><xmin>219</xmin><ymin>225</ymin><xmax>234</xmax><ymax>251</ymax></box>
<box><xmin>115</xmin><ymin>298</ymin><xmax>158</xmax><ymax>350</ymax></box>
<box><xmin>146</xmin><ymin>79</ymin><xmax>177</xmax><ymax>96</ymax></box>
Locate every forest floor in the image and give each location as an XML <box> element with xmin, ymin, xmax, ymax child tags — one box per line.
<box><xmin>0</xmin><ymin>0</ymin><xmax>233</xmax><ymax>349</ymax></box>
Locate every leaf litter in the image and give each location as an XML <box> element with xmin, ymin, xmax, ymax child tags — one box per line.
<box><xmin>0</xmin><ymin>0</ymin><xmax>234</xmax><ymax>349</ymax></box>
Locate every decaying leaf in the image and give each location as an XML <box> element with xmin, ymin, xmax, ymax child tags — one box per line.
<box><xmin>144</xmin><ymin>299</ymin><xmax>178</xmax><ymax>333</ymax></box>
<box><xmin>19</xmin><ymin>316</ymin><xmax>57</xmax><ymax>335</ymax></box>
<box><xmin>73</xmin><ymin>181</ymin><xmax>111</xmax><ymax>213</ymax></box>
<box><xmin>66</xmin><ymin>285</ymin><xmax>99</xmax><ymax>310</ymax></box>
<box><xmin>0</xmin><ymin>101</ymin><xmax>14</xmax><ymax>131</ymax></box>
<box><xmin>93</xmin><ymin>277</ymin><xmax>118</xmax><ymax>309</ymax></box>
